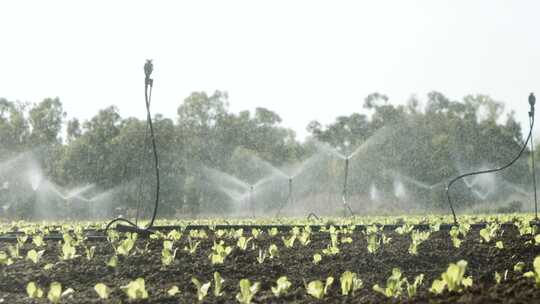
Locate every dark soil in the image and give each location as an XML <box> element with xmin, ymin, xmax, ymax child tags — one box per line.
<box><xmin>1</xmin><ymin>226</ymin><xmax>540</xmax><ymax>303</ymax></box>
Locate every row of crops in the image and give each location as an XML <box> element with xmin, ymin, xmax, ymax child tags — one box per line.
<box><xmin>1</xmin><ymin>214</ymin><xmax>540</xmax><ymax>303</ymax></box>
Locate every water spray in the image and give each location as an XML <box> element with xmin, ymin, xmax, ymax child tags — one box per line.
<box><xmin>342</xmin><ymin>157</ymin><xmax>355</xmax><ymax>216</ymax></box>
<box><xmin>446</xmin><ymin>93</ymin><xmax>538</xmax><ymax>225</ymax></box>
<box><xmin>105</xmin><ymin>60</ymin><xmax>161</xmax><ymax>234</ymax></box>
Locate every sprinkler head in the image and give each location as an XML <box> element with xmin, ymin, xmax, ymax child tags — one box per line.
<box><xmin>530</xmin><ymin>93</ymin><xmax>536</xmax><ymax>107</ymax></box>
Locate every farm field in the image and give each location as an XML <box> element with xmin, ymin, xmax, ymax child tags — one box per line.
<box><xmin>1</xmin><ymin>214</ymin><xmax>540</xmax><ymax>303</ymax></box>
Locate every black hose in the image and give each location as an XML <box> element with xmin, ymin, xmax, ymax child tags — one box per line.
<box><xmin>446</xmin><ymin>106</ymin><xmax>534</xmax><ymax>225</ymax></box>
<box><xmin>105</xmin><ymin>60</ymin><xmax>160</xmax><ymax>234</ymax></box>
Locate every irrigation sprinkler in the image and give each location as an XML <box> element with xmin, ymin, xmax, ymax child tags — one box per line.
<box><xmin>106</xmin><ymin>60</ymin><xmax>161</xmax><ymax>235</ymax></box>
<box><xmin>342</xmin><ymin>157</ymin><xmax>355</xmax><ymax>216</ymax></box>
<box><xmin>446</xmin><ymin>93</ymin><xmax>538</xmax><ymax>225</ymax></box>
<box><xmin>248</xmin><ymin>184</ymin><xmax>255</xmax><ymax>217</ymax></box>
<box><xmin>275</xmin><ymin>176</ymin><xmax>293</xmax><ymax>217</ymax></box>
<box><xmin>530</xmin><ymin>93</ymin><xmax>538</xmax><ymax>222</ymax></box>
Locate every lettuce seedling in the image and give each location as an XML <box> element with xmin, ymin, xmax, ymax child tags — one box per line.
<box><xmin>268</xmin><ymin>227</ymin><xmax>279</xmax><ymax>237</ymax></box>
<box><xmin>47</xmin><ymin>282</ymin><xmax>74</xmax><ymax>304</ymax></box>
<box><xmin>184</xmin><ymin>237</ymin><xmax>201</xmax><ymax>255</ymax></box>
<box><xmin>167</xmin><ymin>285</ymin><xmax>180</xmax><ymax>296</ymax></box>
<box><xmin>32</xmin><ymin>234</ymin><xmax>45</xmax><ymax>247</ymax></box>
<box><xmin>60</xmin><ymin>241</ymin><xmax>79</xmax><ymax>260</ymax></box>
<box><xmin>116</xmin><ymin>233</ymin><xmax>137</xmax><ymax>256</ymax></box>
<box><xmin>191</xmin><ymin>277</ymin><xmax>211</xmax><ymax>301</ymax></box>
<box><xmin>26</xmin><ymin>249</ymin><xmax>45</xmax><ymax>264</ymax></box>
<box><xmin>405</xmin><ymin>274</ymin><xmax>424</xmax><ymax>298</ymax></box>
<box><xmin>340</xmin><ymin>271</ymin><xmax>363</xmax><ymax>296</ymax></box>
<box><xmin>373</xmin><ymin>268</ymin><xmax>405</xmax><ymax>298</ymax></box>
<box><xmin>299</xmin><ymin>231</ymin><xmax>311</xmax><ymax>246</ymax></box>
<box><xmin>26</xmin><ymin>282</ymin><xmax>43</xmax><ymax>298</ymax></box>
<box><xmin>271</xmin><ymin>276</ymin><xmax>292</xmax><ymax>297</ymax></box>
<box><xmin>313</xmin><ymin>253</ymin><xmax>322</xmax><ymax>264</ymax></box>
<box><xmin>430</xmin><ymin>260</ymin><xmax>473</xmax><ymax>294</ymax></box>
<box><xmin>237</xmin><ymin>236</ymin><xmax>253</xmax><ymax>251</ymax></box>
<box><xmin>257</xmin><ymin>249</ymin><xmax>267</xmax><ymax>264</ymax></box>
<box><xmin>121</xmin><ymin>278</ymin><xmax>148</xmax><ymax>300</ymax></box>
<box><xmin>94</xmin><ymin>283</ymin><xmax>110</xmax><ymax>299</ymax></box>
<box><xmin>209</xmin><ymin>241</ymin><xmax>233</xmax><ymax>265</ymax></box>
<box><xmin>268</xmin><ymin>244</ymin><xmax>279</xmax><ymax>259</ymax></box>
<box><xmin>251</xmin><ymin>228</ymin><xmax>262</xmax><ymax>239</ymax></box>
<box><xmin>106</xmin><ymin>255</ymin><xmax>118</xmax><ymax>268</ymax></box>
<box><xmin>282</xmin><ymin>235</ymin><xmax>296</xmax><ymax>248</ymax></box>
<box><xmin>305</xmin><ymin>277</ymin><xmax>333</xmax><ymax>300</ymax></box>
<box><xmin>16</xmin><ymin>234</ymin><xmax>28</xmax><ymax>247</ymax></box>
<box><xmin>366</xmin><ymin>234</ymin><xmax>381</xmax><ymax>254</ymax></box>
<box><xmin>408</xmin><ymin>230</ymin><xmax>430</xmax><ymax>255</ymax></box>
<box><xmin>8</xmin><ymin>244</ymin><xmax>20</xmax><ymax>259</ymax></box>
<box><xmin>236</xmin><ymin>279</ymin><xmax>260</xmax><ymax>304</ymax></box>
<box><xmin>514</xmin><ymin>261</ymin><xmax>526</xmax><ymax>273</ymax></box>
<box><xmin>523</xmin><ymin>256</ymin><xmax>540</xmax><ymax>287</ymax></box>
<box><xmin>84</xmin><ymin>245</ymin><xmax>95</xmax><ymax>261</ymax></box>
<box><xmin>167</xmin><ymin>229</ymin><xmax>182</xmax><ymax>241</ymax></box>
<box><xmin>214</xmin><ymin>272</ymin><xmax>225</xmax><ymax>297</ymax></box>
<box><xmin>449</xmin><ymin>226</ymin><xmax>462</xmax><ymax>248</ymax></box>
<box><xmin>0</xmin><ymin>251</ymin><xmax>13</xmax><ymax>266</ymax></box>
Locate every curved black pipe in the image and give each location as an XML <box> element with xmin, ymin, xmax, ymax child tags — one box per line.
<box><xmin>105</xmin><ymin>60</ymin><xmax>160</xmax><ymax>234</ymax></box>
<box><xmin>446</xmin><ymin>94</ymin><xmax>535</xmax><ymax>225</ymax></box>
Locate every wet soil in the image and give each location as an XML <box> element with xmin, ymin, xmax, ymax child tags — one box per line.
<box><xmin>1</xmin><ymin>226</ymin><xmax>540</xmax><ymax>303</ymax></box>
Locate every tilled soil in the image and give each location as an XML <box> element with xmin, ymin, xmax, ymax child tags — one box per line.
<box><xmin>1</xmin><ymin>226</ymin><xmax>540</xmax><ymax>303</ymax></box>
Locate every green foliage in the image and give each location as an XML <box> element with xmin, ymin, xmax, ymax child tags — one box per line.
<box><xmin>47</xmin><ymin>282</ymin><xmax>74</xmax><ymax>304</ymax></box>
<box><xmin>408</xmin><ymin>230</ymin><xmax>430</xmax><ymax>255</ymax></box>
<box><xmin>236</xmin><ymin>279</ymin><xmax>260</xmax><ymax>304</ymax></box>
<box><xmin>26</xmin><ymin>281</ymin><xmax>43</xmax><ymax>299</ymax></box>
<box><xmin>209</xmin><ymin>241</ymin><xmax>233</xmax><ymax>265</ymax></box>
<box><xmin>26</xmin><ymin>249</ymin><xmax>45</xmax><ymax>264</ymax></box>
<box><xmin>373</xmin><ymin>268</ymin><xmax>406</xmax><ymax>298</ymax></box>
<box><xmin>0</xmin><ymin>251</ymin><xmax>13</xmax><ymax>266</ymax></box>
<box><xmin>191</xmin><ymin>277</ymin><xmax>211</xmax><ymax>302</ymax></box>
<box><xmin>237</xmin><ymin>236</ymin><xmax>253</xmax><ymax>251</ymax></box>
<box><xmin>305</xmin><ymin>277</ymin><xmax>333</xmax><ymax>300</ymax></box>
<box><xmin>167</xmin><ymin>285</ymin><xmax>180</xmax><ymax>296</ymax></box>
<box><xmin>340</xmin><ymin>271</ymin><xmax>363</xmax><ymax>296</ymax></box>
<box><xmin>116</xmin><ymin>233</ymin><xmax>137</xmax><ymax>256</ymax></box>
<box><xmin>268</xmin><ymin>244</ymin><xmax>279</xmax><ymax>259</ymax></box>
<box><xmin>94</xmin><ymin>283</ymin><xmax>110</xmax><ymax>299</ymax></box>
<box><xmin>430</xmin><ymin>260</ymin><xmax>473</xmax><ymax>294</ymax></box>
<box><xmin>271</xmin><ymin>276</ymin><xmax>292</xmax><ymax>298</ymax></box>
<box><xmin>121</xmin><ymin>278</ymin><xmax>149</xmax><ymax>300</ymax></box>
<box><xmin>523</xmin><ymin>256</ymin><xmax>540</xmax><ymax>287</ymax></box>
<box><xmin>214</xmin><ymin>272</ymin><xmax>225</xmax><ymax>297</ymax></box>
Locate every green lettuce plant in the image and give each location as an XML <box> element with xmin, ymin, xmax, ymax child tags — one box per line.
<box><xmin>191</xmin><ymin>277</ymin><xmax>211</xmax><ymax>301</ymax></box>
<box><xmin>430</xmin><ymin>260</ymin><xmax>473</xmax><ymax>294</ymax></box>
<box><xmin>236</xmin><ymin>279</ymin><xmax>260</xmax><ymax>304</ymax></box>
<box><xmin>214</xmin><ymin>272</ymin><xmax>225</xmax><ymax>297</ymax></box>
<box><xmin>26</xmin><ymin>249</ymin><xmax>45</xmax><ymax>264</ymax></box>
<box><xmin>373</xmin><ymin>268</ymin><xmax>406</xmax><ymax>298</ymax></box>
<box><xmin>26</xmin><ymin>281</ymin><xmax>43</xmax><ymax>299</ymax></box>
<box><xmin>523</xmin><ymin>256</ymin><xmax>540</xmax><ymax>287</ymax></box>
<box><xmin>121</xmin><ymin>278</ymin><xmax>149</xmax><ymax>300</ymax></box>
<box><xmin>271</xmin><ymin>276</ymin><xmax>292</xmax><ymax>297</ymax></box>
<box><xmin>340</xmin><ymin>271</ymin><xmax>363</xmax><ymax>296</ymax></box>
<box><xmin>94</xmin><ymin>283</ymin><xmax>110</xmax><ymax>299</ymax></box>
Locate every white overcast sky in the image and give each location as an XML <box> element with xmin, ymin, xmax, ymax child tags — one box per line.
<box><xmin>1</xmin><ymin>0</ymin><xmax>539</xmax><ymax>140</ymax></box>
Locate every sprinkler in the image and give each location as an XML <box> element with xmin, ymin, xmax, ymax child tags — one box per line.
<box><xmin>446</xmin><ymin>93</ymin><xmax>537</xmax><ymax>225</ymax></box>
<box><xmin>342</xmin><ymin>157</ymin><xmax>355</xmax><ymax>216</ymax></box>
<box><xmin>529</xmin><ymin>93</ymin><xmax>538</xmax><ymax>222</ymax></box>
<box><xmin>249</xmin><ymin>184</ymin><xmax>254</xmax><ymax>217</ymax></box>
<box><xmin>276</xmin><ymin>176</ymin><xmax>293</xmax><ymax>217</ymax></box>
<box><xmin>105</xmin><ymin>60</ymin><xmax>161</xmax><ymax>235</ymax></box>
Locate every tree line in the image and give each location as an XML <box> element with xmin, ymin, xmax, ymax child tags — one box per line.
<box><xmin>0</xmin><ymin>91</ymin><xmax>534</xmax><ymax>219</ymax></box>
